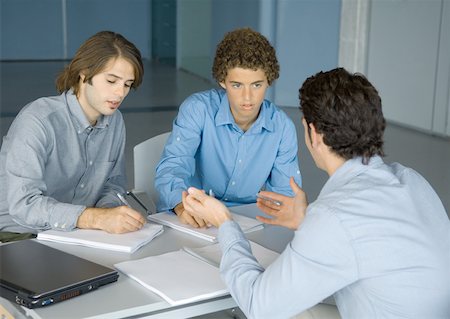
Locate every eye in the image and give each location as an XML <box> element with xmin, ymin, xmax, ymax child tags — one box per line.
<box><xmin>232</xmin><ymin>83</ymin><xmax>241</xmax><ymax>88</ymax></box>
<box><xmin>125</xmin><ymin>83</ymin><xmax>132</xmax><ymax>88</ymax></box>
<box><xmin>107</xmin><ymin>80</ymin><xmax>116</xmax><ymax>84</ymax></box>
<box><xmin>253</xmin><ymin>83</ymin><xmax>262</xmax><ymax>88</ymax></box>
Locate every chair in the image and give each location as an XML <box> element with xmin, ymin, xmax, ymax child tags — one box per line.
<box><xmin>132</xmin><ymin>132</ymin><xmax>171</xmax><ymax>213</ymax></box>
<box><xmin>291</xmin><ymin>303</ymin><xmax>341</xmax><ymax>319</ymax></box>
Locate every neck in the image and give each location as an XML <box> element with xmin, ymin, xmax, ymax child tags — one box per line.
<box><xmin>321</xmin><ymin>151</ymin><xmax>347</xmax><ymax>176</ymax></box>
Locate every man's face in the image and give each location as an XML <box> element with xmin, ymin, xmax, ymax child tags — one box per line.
<box><xmin>77</xmin><ymin>57</ymin><xmax>135</xmax><ymax>125</ymax></box>
<box><xmin>220</xmin><ymin>67</ymin><xmax>269</xmax><ymax>129</ymax></box>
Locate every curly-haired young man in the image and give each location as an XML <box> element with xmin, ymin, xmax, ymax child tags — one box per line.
<box><xmin>155</xmin><ymin>28</ymin><xmax>302</xmax><ymax>227</ymax></box>
<box><xmin>0</xmin><ymin>31</ymin><xmax>146</xmax><ymax>240</ymax></box>
<box><xmin>183</xmin><ymin>68</ymin><xmax>450</xmax><ymax>318</ymax></box>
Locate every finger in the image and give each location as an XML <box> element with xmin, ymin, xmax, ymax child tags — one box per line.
<box><xmin>187</xmin><ymin>187</ymin><xmax>209</xmax><ymax>202</ymax></box>
<box><xmin>256</xmin><ymin>201</ymin><xmax>281</xmax><ymax>217</ymax></box>
<box><xmin>181</xmin><ymin>211</ymin><xmax>200</xmax><ymax>228</ymax></box>
<box><xmin>185</xmin><ymin>194</ymin><xmax>204</xmax><ymax>213</ymax></box>
<box><xmin>256</xmin><ymin>215</ymin><xmax>278</xmax><ymax>225</ymax></box>
<box><xmin>124</xmin><ymin>208</ymin><xmax>147</xmax><ymax>224</ymax></box>
<box><xmin>289</xmin><ymin>177</ymin><xmax>304</xmax><ymax>195</ymax></box>
<box><xmin>193</xmin><ymin>215</ymin><xmax>206</xmax><ymax>228</ymax></box>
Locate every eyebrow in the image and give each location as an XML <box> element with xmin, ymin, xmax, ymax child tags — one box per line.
<box><xmin>229</xmin><ymin>80</ymin><xmax>265</xmax><ymax>85</ymax></box>
<box><xmin>105</xmin><ymin>73</ymin><xmax>135</xmax><ymax>82</ymax></box>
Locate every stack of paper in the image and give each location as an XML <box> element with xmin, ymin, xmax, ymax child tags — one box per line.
<box><xmin>37</xmin><ymin>223</ymin><xmax>164</xmax><ymax>253</ymax></box>
<box><xmin>114</xmin><ymin>241</ymin><xmax>279</xmax><ymax>306</ymax></box>
<box><xmin>147</xmin><ymin>211</ymin><xmax>263</xmax><ymax>242</ymax></box>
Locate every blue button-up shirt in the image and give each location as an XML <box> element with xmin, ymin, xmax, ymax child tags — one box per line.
<box><xmin>155</xmin><ymin>88</ymin><xmax>302</xmax><ymax>211</ymax></box>
<box><xmin>218</xmin><ymin>156</ymin><xmax>450</xmax><ymax>319</ymax></box>
<box><xmin>0</xmin><ymin>91</ymin><xmax>127</xmax><ymax>233</ymax></box>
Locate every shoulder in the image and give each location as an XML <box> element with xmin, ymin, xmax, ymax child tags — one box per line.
<box><xmin>180</xmin><ymin>88</ymin><xmax>223</xmax><ymax>111</ymax></box>
<box><xmin>17</xmin><ymin>94</ymin><xmax>68</xmax><ymax>122</ymax></box>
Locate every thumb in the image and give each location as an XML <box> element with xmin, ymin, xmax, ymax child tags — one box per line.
<box><xmin>289</xmin><ymin>177</ymin><xmax>301</xmax><ymax>194</ymax></box>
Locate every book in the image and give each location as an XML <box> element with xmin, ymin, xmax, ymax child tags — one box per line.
<box><xmin>114</xmin><ymin>241</ymin><xmax>279</xmax><ymax>306</ymax></box>
<box><xmin>147</xmin><ymin>210</ymin><xmax>264</xmax><ymax>242</ymax></box>
<box><xmin>37</xmin><ymin>223</ymin><xmax>164</xmax><ymax>253</ymax></box>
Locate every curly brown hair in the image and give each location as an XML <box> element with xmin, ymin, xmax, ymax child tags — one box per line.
<box><xmin>212</xmin><ymin>28</ymin><xmax>279</xmax><ymax>85</ymax></box>
<box><xmin>56</xmin><ymin>31</ymin><xmax>143</xmax><ymax>96</ymax></box>
<box><xmin>299</xmin><ymin>68</ymin><xmax>385</xmax><ymax>163</ymax></box>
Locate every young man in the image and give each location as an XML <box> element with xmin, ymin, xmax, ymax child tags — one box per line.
<box><xmin>0</xmin><ymin>31</ymin><xmax>147</xmax><ymax>240</ymax></box>
<box><xmin>155</xmin><ymin>28</ymin><xmax>302</xmax><ymax>227</ymax></box>
<box><xmin>183</xmin><ymin>68</ymin><xmax>450</xmax><ymax>318</ymax></box>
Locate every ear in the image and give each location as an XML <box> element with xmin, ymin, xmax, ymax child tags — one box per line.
<box><xmin>219</xmin><ymin>82</ymin><xmax>226</xmax><ymax>90</ymax></box>
<box><xmin>309</xmin><ymin>123</ymin><xmax>323</xmax><ymax>148</ymax></box>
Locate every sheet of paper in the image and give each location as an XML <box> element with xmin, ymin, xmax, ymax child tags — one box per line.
<box><xmin>37</xmin><ymin>223</ymin><xmax>163</xmax><ymax>253</ymax></box>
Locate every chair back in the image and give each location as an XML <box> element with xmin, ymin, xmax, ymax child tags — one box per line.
<box><xmin>133</xmin><ymin>132</ymin><xmax>171</xmax><ymax>212</ymax></box>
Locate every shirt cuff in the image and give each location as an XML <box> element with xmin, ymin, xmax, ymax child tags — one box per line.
<box><xmin>48</xmin><ymin>203</ymin><xmax>86</xmax><ymax>231</ymax></box>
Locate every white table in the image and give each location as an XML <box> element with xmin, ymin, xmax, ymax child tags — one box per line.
<box><xmin>1</xmin><ymin>205</ymin><xmax>294</xmax><ymax>319</ymax></box>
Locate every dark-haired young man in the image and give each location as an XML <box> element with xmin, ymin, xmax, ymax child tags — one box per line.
<box><xmin>0</xmin><ymin>31</ymin><xmax>146</xmax><ymax>240</ymax></box>
<box><xmin>155</xmin><ymin>28</ymin><xmax>302</xmax><ymax>227</ymax></box>
<box><xmin>183</xmin><ymin>68</ymin><xmax>450</xmax><ymax>318</ymax></box>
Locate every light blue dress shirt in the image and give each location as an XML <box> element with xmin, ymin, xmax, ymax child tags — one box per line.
<box><xmin>0</xmin><ymin>91</ymin><xmax>127</xmax><ymax>233</ymax></box>
<box><xmin>155</xmin><ymin>88</ymin><xmax>302</xmax><ymax>211</ymax></box>
<box><xmin>218</xmin><ymin>156</ymin><xmax>450</xmax><ymax>319</ymax></box>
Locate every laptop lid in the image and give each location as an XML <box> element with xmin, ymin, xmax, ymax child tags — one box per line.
<box><xmin>0</xmin><ymin>239</ymin><xmax>119</xmax><ymax>309</ymax></box>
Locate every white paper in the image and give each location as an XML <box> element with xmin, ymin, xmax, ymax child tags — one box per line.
<box><xmin>114</xmin><ymin>241</ymin><xmax>279</xmax><ymax>306</ymax></box>
<box><xmin>147</xmin><ymin>211</ymin><xmax>263</xmax><ymax>242</ymax></box>
<box><xmin>37</xmin><ymin>223</ymin><xmax>163</xmax><ymax>253</ymax></box>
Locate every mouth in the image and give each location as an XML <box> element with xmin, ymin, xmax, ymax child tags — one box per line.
<box><xmin>241</xmin><ymin>104</ymin><xmax>254</xmax><ymax>110</ymax></box>
<box><xmin>108</xmin><ymin>100</ymin><xmax>121</xmax><ymax>109</ymax></box>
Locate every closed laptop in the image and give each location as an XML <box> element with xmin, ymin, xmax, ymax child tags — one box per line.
<box><xmin>0</xmin><ymin>239</ymin><xmax>119</xmax><ymax>309</ymax></box>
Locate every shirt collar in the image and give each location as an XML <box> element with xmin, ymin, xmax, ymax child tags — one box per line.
<box><xmin>65</xmin><ymin>90</ymin><xmax>110</xmax><ymax>134</ymax></box>
<box><xmin>318</xmin><ymin>155</ymin><xmax>384</xmax><ymax>198</ymax></box>
<box><xmin>214</xmin><ymin>89</ymin><xmax>274</xmax><ymax>133</ymax></box>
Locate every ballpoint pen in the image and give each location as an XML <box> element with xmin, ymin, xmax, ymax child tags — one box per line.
<box><xmin>256</xmin><ymin>193</ymin><xmax>282</xmax><ymax>206</ymax></box>
<box><xmin>117</xmin><ymin>192</ymin><xmax>131</xmax><ymax>207</ymax></box>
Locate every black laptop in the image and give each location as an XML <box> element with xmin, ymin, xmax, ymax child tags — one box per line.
<box><xmin>0</xmin><ymin>239</ymin><xmax>119</xmax><ymax>309</ymax></box>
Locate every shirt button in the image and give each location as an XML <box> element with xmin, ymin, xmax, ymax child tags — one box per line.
<box><xmin>54</xmin><ymin>222</ymin><xmax>58</xmax><ymax>227</ymax></box>
<box><xmin>176</xmin><ymin>137</ymin><xmax>180</xmax><ymax>142</ymax></box>
<box><xmin>297</xmin><ymin>170</ymin><xmax>300</xmax><ymax>174</ymax></box>
<box><xmin>80</xmin><ymin>184</ymin><xmax>85</xmax><ymax>188</ymax></box>
<box><xmin>61</xmin><ymin>224</ymin><xmax>66</xmax><ymax>229</ymax></box>
<box><xmin>231</xmin><ymin>181</ymin><xmax>235</xmax><ymax>186</ymax></box>
<box><xmin>89</xmin><ymin>161</ymin><xmax>93</xmax><ymax>166</ymax></box>
<box><xmin>238</xmin><ymin>159</ymin><xmax>242</xmax><ymax>163</ymax></box>
<box><xmin>224</xmin><ymin>198</ymin><xmax>228</xmax><ymax>201</ymax></box>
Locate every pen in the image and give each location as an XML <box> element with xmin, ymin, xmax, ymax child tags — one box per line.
<box><xmin>126</xmin><ymin>191</ymin><xmax>150</xmax><ymax>213</ymax></box>
<box><xmin>256</xmin><ymin>193</ymin><xmax>282</xmax><ymax>206</ymax></box>
<box><xmin>117</xmin><ymin>192</ymin><xmax>131</xmax><ymax>207</ymax></box>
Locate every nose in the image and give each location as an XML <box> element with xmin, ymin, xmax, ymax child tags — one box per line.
<box><xmin>243</xmin><ymin>86</ymin><xmax>251</xmax><ymax>101</ymax></box>
<box><xmin>115</xmin><ymin>85</ymin><xmax>127</xmax><ymax>99</ymax></box>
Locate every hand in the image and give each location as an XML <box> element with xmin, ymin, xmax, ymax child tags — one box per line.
<box><xmin>77</xmin><ymin>206</ymin><xmax>146</xmax><ymax>234</ymax></box>
<box><xmin>184</xmin><ymin>187</ymin><xmax>232</xmax><ymax>228</ymax></box>
<box><xmin>173</xmin><ymin>194</ymin><xmax>208</xmax><ymax>228</ymax></box>
<box><xmin>256</xmin><ymin>177</ymin><xmax>308</xmax><ymax>230</ymax></box>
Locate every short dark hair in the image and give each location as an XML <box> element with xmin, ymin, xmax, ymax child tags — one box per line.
<box><xmin>56</xmin><ymin>31</ymin><xmax>144</xmax><ymax>95</ymax></box>
<box><xmin>299</xmin><ymin>68</ymin><xmax>385</xmax><ymax>163</ymax></box>
<box><xmin>212</xmin><ymin>27</ymin><xmax>279</xmax><ymax>85</ymax></box>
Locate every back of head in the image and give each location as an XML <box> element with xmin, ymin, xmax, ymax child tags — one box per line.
<box><xmin>299</xmin><ymin>68</ymin><xmax>386</xmax><ymax>163</ymax></box>
<box><xmin>56</xmin><ymin>31</ymin><xmax>144</xmax><ymax>96</ymax></box>
<box><xmin>212</xmin><ymin>27</ymin><xmax>279</xmax><ymax>85</ymax></box>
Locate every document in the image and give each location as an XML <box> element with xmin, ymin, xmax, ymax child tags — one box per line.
<box><xmin>147</xmin><ymin>211</ymin><xmax>263</xmax><ymax>242</ymax></box>
<box><xmin>37</xmin><ymin>223</ymin><xmax>164</xmax><ymax>253</ymax></box>
<box><xmin>114</xmin><ymin>241</ymin><xmax>279</xmax><ymax>306</ymax></box>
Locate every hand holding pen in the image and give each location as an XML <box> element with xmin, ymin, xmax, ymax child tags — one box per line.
<box><xmin>256</xmin><ymin>177</ymin><xmax>307</xmax><ymax>230</ymax></box>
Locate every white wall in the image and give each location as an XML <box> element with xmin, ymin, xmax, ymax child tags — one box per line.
<box><xmin>341</xmin><ymin>0</ymin><xmax>450</xmax><ymax>137</ymax></box>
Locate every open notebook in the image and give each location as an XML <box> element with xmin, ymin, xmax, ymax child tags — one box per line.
<box><xmin>37</xmin><ymin>223</ymin><xmax>163</xmax><ymax>253</ymax></box>
<box><xmin>147</xmin><ymin>211</ymin><xmax>263</xmax><ymax>242</ymax></box>
<box><xmin>114</xmin><ymin>241</ymin><xmax>279</xmax><ymax>306</ymax></box>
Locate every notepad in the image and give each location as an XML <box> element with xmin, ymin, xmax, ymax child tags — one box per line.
<box><xmin>147</xmin><ymin>211</ymin><xmax>263</xmax><ymax>242</ymax></box>
<box><xmin>114</xmin><ymin>241</ymin><xmax>279</xmax><ymax>306</ymax></box>
<box><xmin>37</xmin><ymin>223</ymin><xmax>164</xmax><ymax>253</ymax></box>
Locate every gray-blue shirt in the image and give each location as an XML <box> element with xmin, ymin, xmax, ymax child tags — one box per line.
<box><xmin>0</xmin><ymin>90</ymin><xmax>127</xmax><ymax>233</ymax></box>
<box><xmin>218</xmin><ymin>156</ymin><xmax>450</xmax><ymax>318</ymax></box>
